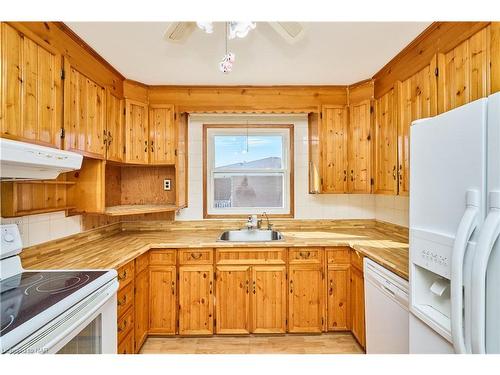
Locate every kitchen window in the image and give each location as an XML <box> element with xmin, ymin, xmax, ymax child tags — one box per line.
<box><xmin>204</xmin><ymin>125</ymin><xmax>294</xmax><ymax>218</ymax></box>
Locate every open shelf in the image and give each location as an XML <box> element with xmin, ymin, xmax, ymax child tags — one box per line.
<box><xmin>104</xmin><ymin>204</ymin><xmax>177</xmax><ymax>216</ymax></box>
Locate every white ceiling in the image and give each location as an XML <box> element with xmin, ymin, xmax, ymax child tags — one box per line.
<box><xmin>67</xmin><ymin>22</ymin><xmax>430</xmax><ymax>85</ymax></box>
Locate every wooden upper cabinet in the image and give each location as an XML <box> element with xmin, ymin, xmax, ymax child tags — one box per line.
<box><xmin>215</xmin><ymin>265</ymin><xmax>251</xmax><ymax>335</ymax></box>
<box><xmin>64</xmin><ymin>61</ymin><xmax>106</xmax><ymax>158</ymax></box>
<box><xmin>321</xmin><ymin>105</ymin><xmax>348</xmax><ymax>193</ymax></box>
<box><xmin>1</xmin><ymin>23</ymin><xmax>62</xmax><ymax>148</ymax></box>
<box><xmin>125</xmin><ymin>99</ymin><xmax>149</xmax><ymax>164</ymax></box>
<box><xmin>176</xmin><ymin>112</ymin><xmax>188</xmax><ymax>208</ymax></box>
<box><xmin>438</xmin><ymin>26</ymin><xmax>491</xmax><ymax>113</ymax></box>
<box><xmin>106</xmin><ymin>91</ymin><xmax>125</xmax><ymax>162</ymax></box>
<box><xmin>178</xmin><ymin>265</ymin><xmax>214</xmax><ymax>336</ymax></box>
<box><xmin>251</xmin><ymin>265</ymin><xmax>287</xmax><ymax>334</ymax></box>
<box><xmin>149</xmin><ymin>104</ymin><xmax>176</xmax><ymax>164</ymax></box>
<box><xmin>396</xmin><ymin>57</ymin><xmax>438</xmax><ymax>196</ymax></box>
<box><xmin>348</xmin><ymin>100</ymin><xmax>372</xmax><ymax>193</ymax></box>
<box><xmin>374</xmin><ymin>89</ymin><xmax>398</xmax><ymax>195</ymax></box>
<box><xmin>288</xmin><ymin>264</ymin><xmax>324</xmax><ymax>333</ymax></box>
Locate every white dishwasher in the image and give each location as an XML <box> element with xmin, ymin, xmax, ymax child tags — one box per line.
<box><xmin>364</xmin><ymin>258</ymin><xmax>409</xmax><ymax>353</ymax></box>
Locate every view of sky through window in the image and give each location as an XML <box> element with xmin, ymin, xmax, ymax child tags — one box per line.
<box><xmin>214</xmin><ymin>135</ymin><xmax>283</xmax><ymax>169</ymax></box>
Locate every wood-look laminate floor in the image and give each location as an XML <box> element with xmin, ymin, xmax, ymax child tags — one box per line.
<box><xmin>139</xmin><ymin>333</ymin><xmax>364</xmax><ymax>354</ymax></box>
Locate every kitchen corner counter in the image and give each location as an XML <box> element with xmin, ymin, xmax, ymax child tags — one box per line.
<box><xmin>21</xmin><ymin>220</ymin><xmax>409</xmax><ymax>280</ymax></box>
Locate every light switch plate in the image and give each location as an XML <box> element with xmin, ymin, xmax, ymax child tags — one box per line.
<box><xmin>163</xmin><ymin>179</ymin><xmax>171</xmax><ymax>191</ymax></box>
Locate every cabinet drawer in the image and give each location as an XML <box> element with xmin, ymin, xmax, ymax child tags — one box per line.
<box><xmin>289</xmin><ymin>248</ymin><xmax>323</xmax><ymax>264</ymax></box>
<box><xmin>179</xmin><ymin>249</ymin><xmax>213</xmax><ymax>265</ymax></box>
<box><xmin>117</xmin><ymin>282</ymin><xmax>134</xmax><ymax>318</ymax></box>
<box><xmin>150</xmin><ymin>249</ymin><xmax>176</xmax><ymax>265</ymax></box>
<box><xmin>216</xmin><ymin>248</ymin><xmax>286</xmax><ymax>264</ymax></box>
<box><xmin>117</xmin><ymin>261</ymin><xmax>135</xmax><ymax>290</ymax></box>
<box><xmin>117</xmin><ymin>305</ymin><xmax>134</xmax><ymax>343</ymax></box>
<box><xmin>135</xmin><ymin>252</ymin><xmax>150</xmax><ymax>274</ymax></box>
<box><xmin>351</xmin><ymin>249</ymin><xmax>364</xmax><ymax>271</ymax></box>
<box><xmin>117</xmin><ymin>329</ymin><xmax>134</xmax><ymax>354</ymax></box>
<box><xmin>327</xmin><ymin>247</ymin><xmax>351</xmax><ymax>264</ymax></box>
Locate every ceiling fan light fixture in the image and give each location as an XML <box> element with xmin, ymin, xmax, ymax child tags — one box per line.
<box><xmin>228</xmin><ymin>22</ymin><xmax>256</xmax><ymax>39</ymax></box>
<box><xmin>196</xmin><ymin>22</ymin><xmax>214</xmax><ymax>34</ymax></box>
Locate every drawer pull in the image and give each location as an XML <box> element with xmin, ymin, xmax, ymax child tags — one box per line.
<box><xmin>299</xmin><ymin>251</ymin><xmax>311</xmax><ymax>259</ymax></box>
<box><xmin>118</xmin><ymin>296</ymin><xmax>127</xmax><ymax>306</ymax></box>
<box><xmin>171</xmin><ymin>281</ymin><xmax>175</xmax><ymax>295</ymax></box>
<box><xmin>190</xmin><ymin>252</ymin><xmax>203</xmax><ymax>260</ymax></box>
<box><xmin>118</xmin><ymin>270</ymin><xmax>127</xmax><ymax>281</ymax></box>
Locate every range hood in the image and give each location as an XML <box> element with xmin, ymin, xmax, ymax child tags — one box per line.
<box><xmin>0</xmin><ymin>138</ymin><xmax>83</xmax><ymax>180</ymax></box>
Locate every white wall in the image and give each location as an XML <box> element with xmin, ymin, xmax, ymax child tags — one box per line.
<box><xmin>176</xmin><ymin>114</ymin><xmax>377</xmax><ymax>221</ymax></box>
<box><xmin>374</xmin><ymin>195</ymin><xmax>409</xmax><ymax>227</ymax></box>
<box><xmin>0</xmin><ymin>212</ymin><xmax>82</xmax><ymax>247</ymax></box>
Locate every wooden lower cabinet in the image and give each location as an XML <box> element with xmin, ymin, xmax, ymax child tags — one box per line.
<box><xmin>215</xmin><ymin>265</ymin><xmax>251</xmax><ymax>334</ymax></box>
<box><xmin>149</xmin><ymin>265</ymin><xmax>177</xmax><ymax>335</ymax></box>
<box><xmin>350</xmin><ymin>264</ymin><xmax>366</xmax><ymax>348</ymax></box>
<box><xmin>251</xmin><ymin>265</ymin><xmax>287</xmax><ymax>334</ymax></box>
<box><xmin>288</xmin><ymin>264</ymin><xmax>325</xmax><ymax>333</ymax></box>
<box><xmin>178</xmin><ymin>265</ymin><xmax>214</xmax><ymax>335</ymax></box>
<box><xmin>134</xmin><ymin>267</ymin><xmax>149</xmax><ymax>352</ymax></box>
<box><xmin>327</xmin><ymin>265</ymin><xmax>350</xmax><ymax>331</ymax></box>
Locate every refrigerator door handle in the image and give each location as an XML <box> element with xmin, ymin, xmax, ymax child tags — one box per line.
<box><xmin>471</xmin><ymin>191</ymin><xmax>500</xmax><ymax>354</ymax></box>
<box><xmin>451</xmin><ymin>189</ymin><xmax>480</xmax><ymax>354</ymax></box>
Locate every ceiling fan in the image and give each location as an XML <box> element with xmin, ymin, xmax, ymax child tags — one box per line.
<box><xmin>163</xmin><ymin>21</ymin><xmax>305</xmax><ymax>44</ymax></box>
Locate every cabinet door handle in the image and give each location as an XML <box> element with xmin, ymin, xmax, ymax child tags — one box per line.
<box><xmin>392</xmin><ymin>165</ymin><xmax>397</xmax><ymax>180</ymax></box>
<box><xmin>151</xmin><ymin>140</ymin><xmax>154</xmax><ymax>153</ymax></box>
<box><xmin>329</xmin><ymin>280</ymin><xmax>334</xmax><ymax>296</ymax></box>
<box><xmin>209</xmin><ymin>280</ymin><xmax>213</xmax><ymax>295</ymax></box>
<box><xmin>144</xmin><ymin>140</ymin><xmax>148</xmax><ymax>153</ymax></box>
<box><xmin>399</xmin><ymin>164</ymin><xmax>403</xmax><ymax>182</ymax></box>
<box><xmin>171</xmin><ymin>281</ymin><xmax>175</xmax><ymax>295</ymax></box>
<box><xmin>350</xmin><ymin>169</ymin><xmax>354</xmax><ymax>182</ymax></box>
<box><xmin>290</xmin><ymin>279</ymin><xmax>294</xmax><ymax>294</ymax></box>
<box><xmin>253</xmin><ymin>280</ymin><xmax>256</xmax><ymax>294</ymax></box>
<box><xmin>246</xmin><ymin>279</ymin><xmax>249</xmax><ymax>294</ymax></box>
<box><xmin>343</xmin><ymin>169</ymin><xmax>347</xmax><ymax>181</ymax></box>
<box><xmin>117</xmin><ymin>295</ymin><xmax>127</xmax><ymax>306</ymax></box>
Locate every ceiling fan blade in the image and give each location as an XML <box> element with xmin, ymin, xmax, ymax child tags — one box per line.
<box><xmin>163</xmin><ymin>22</ymin><xmax>195</xmax><ymax>42</ymax></box>
<box><xmin>268</xmin><ymin>22</ymin><xmax>305</xmax><ymax>44</ymax></box>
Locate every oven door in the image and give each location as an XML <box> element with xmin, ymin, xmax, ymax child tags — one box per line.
<box><xmin>9</xmin><ymin>280</ymin><xmax>118</xmax><ymax>354</ymax></box>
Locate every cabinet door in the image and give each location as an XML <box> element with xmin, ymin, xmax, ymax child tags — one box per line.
<box><xmin>176</xmin><ymin>112</ymin><xmax>188</xmax><ymax>208</ymax></box>
<box><xmin>288</xmin><ymin>264</ymin><xmax>324</xmax><ymax>333</ymax></box>
<box><xmin>64</xmin><ymin>62</ymin><xmax>106</xmax><ymax>158</ymax></box>
<box><xmin>350</xmin><ymin>266</ymin><xmax>366</xmax><ymax>348</ymax></box>
<box><xmin>438</xmin><ymin>26</ymin><xmax>490</xmax><ymax>114</ymax></box>
<box><xmin>374</xmin><ymin>89</ymin><xmax>398</xmax><ymax>195</ymax></box>
<box><xmin>178</xmin><ymin>265</ymin><xmax>214</xmax><ymax>335</ymax></box>
<box><xmin>149</xmin><ymin>104</ymin><xmax>176</xmax><ymax>165</ymax></box>
<box><xmin>348</xmin><ymin>100</ymin><xmax>372</xmax><ymax>193</ymax></box>
<box><xmin>215</xmin><ymin>265</ymin><xmax>251</xmax><ymax>335</ymax></box>
<box><xmin>125</xmin><ymin>99</ymin><xmax>149</xmax><ymax>164</ymax></box>
<box><xmin>321</xmin><ymin>105</ymin><xmax>348</xmax><ymax>193</ymax></box>
<box><xmin>327</xmin><ymin>265</ymin><xmax>350</xmax><ymax>331</ymax></box>
<box><xmin>134</xmin><ymin>268</ymin><xmax>149</xmax><ymax>352</ymax></box>
<box><xmin>1</xmin><ymin>23</ymin><xmax>62</xmax><ymax>148</ymax></box>
<box><xmin>149</xmin><ymin>266</ymin><xmax>176</xmax><ymax>335</ymax></box>
<box><xmin>397</xmin><ymin>58</ymin><xmax>437</xmax><ymax>196</ymax></box>
<box><xmin>251</xmin><ymin>265</ymin><xmax>287</xmax><ymax>334</ymax></box>
<box><xmin>106</xmin><ymin>90</ymin><xmax>125</xmax><ymax>162</ymax></box>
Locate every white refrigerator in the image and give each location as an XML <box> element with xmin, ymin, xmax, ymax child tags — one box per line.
<box><xmin>409</xmin><ymin>92</ymin><xmax>500</xmax><ymax>354</ymax></box>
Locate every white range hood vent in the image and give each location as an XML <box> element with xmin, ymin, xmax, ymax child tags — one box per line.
<box><xmin>0</xmin><ymin>138</ymin><xmax>83</xmax><ymax>180</ymax></box>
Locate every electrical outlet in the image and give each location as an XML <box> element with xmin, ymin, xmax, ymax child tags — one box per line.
<box><xmin>163</xmin><ymin>179</ymin><xmax>171</xmax><ymax>191</ymax></box>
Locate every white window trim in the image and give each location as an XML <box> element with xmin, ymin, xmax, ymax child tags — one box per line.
<box><xmin>205</xmin><ymin>126</ymin><xmax>292</xmax><ymax>216</ymax></box>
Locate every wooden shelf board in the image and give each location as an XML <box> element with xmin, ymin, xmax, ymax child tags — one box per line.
<box><xmin>104</xmin><ymin>204</ymin><xmax>177</xmax><ymax>216</ymax></box>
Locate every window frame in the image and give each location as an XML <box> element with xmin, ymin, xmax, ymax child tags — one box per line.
<box><xmin>203</xmin><ymin>124</ymin><xmax>294</xmax><ymax>219</ymax></box>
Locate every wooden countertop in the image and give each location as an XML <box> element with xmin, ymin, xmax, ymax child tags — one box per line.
<box><xmin>21</xmin><ymin>220</ymin><xmax>409</xmax><ymax>280</ymax></box>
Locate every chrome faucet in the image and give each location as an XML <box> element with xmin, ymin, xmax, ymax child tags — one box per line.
<box><xmin>258</xmin><ymin>212</ymin><xmax>273</xmax><ymax>230</ymax></box>
<box><xmin>245</xmin><ymin>215</ymin><xmax>259</xmax><ymax>230</ymax></box>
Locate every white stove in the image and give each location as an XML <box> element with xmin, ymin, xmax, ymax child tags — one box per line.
<box><xmin>0</xmin><ymin>224</ymin><xmax>119</xmax><ymax>354</ymax></box>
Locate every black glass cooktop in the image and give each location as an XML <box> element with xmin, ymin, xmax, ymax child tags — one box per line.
<box><xmin>0</xmin><ymin>271</ymin><xmax>106</xmax><ymax>337</ymax></box>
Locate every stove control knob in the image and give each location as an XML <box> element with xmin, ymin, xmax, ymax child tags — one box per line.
<box><xmin>3</xmin><ymin>233</ymin><xmax>15</xmax><ymax>243</ymax></box>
